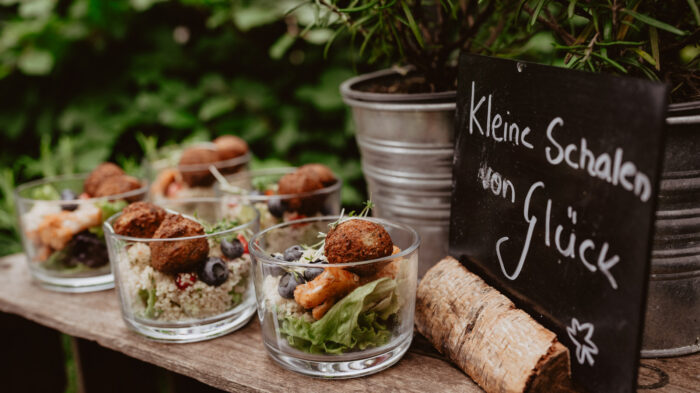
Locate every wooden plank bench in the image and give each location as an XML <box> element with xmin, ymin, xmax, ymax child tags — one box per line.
<box><xmin>0</xmin><ymin>253</ymin><xmax>697</xmax><ymax>392</ymax></box>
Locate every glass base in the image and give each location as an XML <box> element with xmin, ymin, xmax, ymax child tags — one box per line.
<box><xmin>32</xmin><ymin>270</ymin><xmax>115</xmax><ymax>293</ymax></box>
<box><xmin>264</xmin><ymin>333</ymin><xmax>412</xmax><ymax>379</ymax></box>
<box><xmin>123</xmin><ymin>305</ymin><xmax>256</xmax><ymax>343</ymax></box>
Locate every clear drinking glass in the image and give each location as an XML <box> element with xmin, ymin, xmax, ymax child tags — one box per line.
<box><xmin>104</xmin><ymin>198</ymin><xmax>259</xmax><ymax>343</ymax></box>
<box><xmin>14</xmin><ymin>173</ymin><xmax>148</xmax><ymax>292</ymax></box>
<box><xmin>146</xmin><ymin>142</ymin><xmax>251</xmax><ymax>201</ymax></box>
<box><xmin>215</xmin><ymin>167</ymin><xmax>342</xmax><ymax>231</ymax></box>
<box><xmin>249</xmin><ymin>216</ymin><xmax>420</xmax><ymax>378</ymax></box>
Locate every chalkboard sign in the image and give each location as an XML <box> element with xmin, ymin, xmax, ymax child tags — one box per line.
<box><xmin>449</xmin><ymin>54</ymin><xmax>668</xmax><ymax>393</ymax></box>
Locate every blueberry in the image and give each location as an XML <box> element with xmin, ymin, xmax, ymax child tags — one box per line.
<box><xmin>278</xmin><ymin>272</ymin><xmax>305</xmax><ymax>299</ymax></box>
<box><xmin>198</xmin><ymin>257</ymin><xmax>229</xmax><ymax>286</ymax></box>
<box><xmin>303</xmin><ymin>258</ymin><xmax>326</xmax><ymax>281</ymax></box>
<box><xmin>267</xmin><ymin>198</ymin><xmax>285</xmax><ymax>218</ymax></box>
<box><xmin>69</xmin><ymin>231</ymin><xmax>108</xmax><ymax>267</ymax></box>
<box><xmin>267</xmin><ymin>253</ymin><xmax>286</xmax><ymax>276</ymax></box>
<box><xmin>304</xmin><ymin>267</ymin><xmax>324</xmax><ymax>281</ymax></box>
<box><xmin>60</xmin><ymin>189</ymin><xmax>78</xmax><ymax>211</ymax></box>
<box><xmin>283</xmin><ymin>245</ymin><xmax>304</xmax><ymax>262</ymax></box>
<box><xmin>221</xmin><ymin>238</ymin><xmax>244</xmax><ymax>259</ymax></box>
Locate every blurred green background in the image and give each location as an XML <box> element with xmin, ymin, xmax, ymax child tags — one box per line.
<box><xmin>1</xmin><ymin>0</ymin><xmax>696</xmax><ymax>260</ymax></box>
<box><xmin>0</xmin><ymin>0</ymin><xmax>376</xmax><ymax>257</ymax></box>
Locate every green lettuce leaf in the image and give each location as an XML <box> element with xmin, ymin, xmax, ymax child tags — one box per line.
<box><xmin>279</xmin><ymin>277</ymin><xmax>400</xmax><ymax>354</ymax></box>
<box><xmin>30</xmin><ymin>184</ymin><xmax>60</xmax><ymax>200</ymax></box>
<box><xmin>139</xmin><ymin>278</ymin><xmax>161</xmax><ymax>319</ymax></box>
<box><xmin>97</xmin><ymin>199</ymin><xmax>128</xmax><ymax>221</ymax></box>
<box><xmin>89</xmin><ymin>199</ymin><xmax>128</xmax><ymax>238</ymax></box>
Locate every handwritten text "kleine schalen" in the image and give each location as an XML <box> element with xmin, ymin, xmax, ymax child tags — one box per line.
<box><xmin>468</xmin><ymin>81</ymin><xmax>652</xmax><ymax>203</ymax></box>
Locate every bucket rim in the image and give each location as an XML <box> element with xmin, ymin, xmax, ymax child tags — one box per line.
<box><xmin>340</xmin><ymin>68</ymin><xmax>456</xmax><ymax>104</ymax></box>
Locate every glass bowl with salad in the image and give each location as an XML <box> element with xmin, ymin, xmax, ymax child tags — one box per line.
<box><xmin>215</xmin><ymin>165</ymin><xmax>341</xmax><ymax>239</ymax></box>
<box><xmin>15</xmin><ymin>164</ymin><xmax>148</xmax><ymax>292</ymax></box>
<box><xmin>146</xmin><ymin>136</ymin><xmax>250</xmax><ymax>202</ymax></box>
<box><xmin>249</xmin><ymin>208</ymin><xmax>420</xmax><ymax>378</ymax></box>
<box><xmin>104</xmin><ymin>198</ymin><xmax>259</xmax><ymax>343</ymax></box>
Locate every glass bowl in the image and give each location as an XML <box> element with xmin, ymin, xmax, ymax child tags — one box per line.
<box><xmin>104</xmin><ymin>198</ymin><xmax>259</xmax><ymax>343</ymax></box>
<box><xmin>249</xmin><ymin>216</ymin><xmax>420</xmax><ymax>378</ymax></box>
<box><xmin>14</xmin><ymin>173</ymin><xmax>148</xmax><ymax>292</ymax></box>
<box><xmin>145</xmin><ymin>142</ymin><xmax>251</xmax><ymax>201</ymax></box>
<box><xmin>215</xmin><ymin>167</ymin><xmax>342</xmax><ymax>231</ymax></box>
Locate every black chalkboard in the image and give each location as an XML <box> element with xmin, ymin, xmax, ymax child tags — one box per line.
<box><xmin>449</xmin><ymin>54</ymin><xmax>668</xmax><ymax>393</ymax></box>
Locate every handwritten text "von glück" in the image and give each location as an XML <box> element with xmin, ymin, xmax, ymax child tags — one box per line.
<box><xmin>495</xmin><ymin>181</ymin><xmax>620</xmax><ymax>289</ymax></box>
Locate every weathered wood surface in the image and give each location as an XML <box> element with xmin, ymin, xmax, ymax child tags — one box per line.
<box><xmin>0</xmin><ymin>253</ymin><xmax>476</xmax><ymax>393</ymax></box>
<box><xmin>416</xmin><ymin>257</ymin><xmax>577</xmax><ymax>393</ymax></box>
<box><xmin>0</xmin><ymin>253</ymin><xmax>698</xmax><ymax>392</ymax></box>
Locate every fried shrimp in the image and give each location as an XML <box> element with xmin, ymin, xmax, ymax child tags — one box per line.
<box><xmin>150</xmin><ymin>168</ymin><xmax>182</xmax><ymax>197</ymax></box>
<box><xmin>293</xmin><ymin>267</ymin><xmax>359</xmax><ymax>309</ymax></box>
<box><xmin>311</xmin><ymin>297</ymin><xmax>336</xmax><ymax>320</ymax></box>
<box><xmin>35</xmin><ymin>204</ymin><xmax>102</xmax><ymax>250</ymax></box>
<box><xmin>360</xmin><ymin>246</ymin><xmax>402</xmax><ymax>285</ymax></box>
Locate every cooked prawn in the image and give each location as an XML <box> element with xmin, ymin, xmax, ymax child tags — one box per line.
<box><xmin>36</xmin><ymin>204</ymin><xmax>102</xmax><ymax>250</ymax></box>
<box><xmin>294</xmin><ymin>267</ymin><xmax>359</xmax><ymax>309</ymax></box>
<box><xmin>150</xmin><ymin>168</ymin><xmax>182</xmax><ymax>196</ymax></box>
<box><xmin>312</xmin><ymin>297</ymin><xmax>336</xmax><ymax>320</ymax></box>
<box><xmin>360</xmin><ymin>246</ymin><xmax>402</xmax><ymax>284</ymax></box>
<box><xmin>36</xmin><ymin>245</ymin><xmax>52</xmax><ymax>262</ymax></box>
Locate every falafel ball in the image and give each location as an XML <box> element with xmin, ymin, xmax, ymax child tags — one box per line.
<box><xmin>84</xmin><ymin>162</ymin><xmax>125</xmax><ymax>196</ymax></box>
<box><xmin>298</xmin><ymin>164</ymin><xmax>336</xmax><ymax>187</ymax></box>
<box><xmin>277</xmin><ymin>170</ymin><xmax>324</xmax><ymax>214</ymax></box>
<box><xmin>113</xmin><ymin>202</ymin><xmax>167</xmax><ymax>238</ymax></box>
<box><xmin>149</xmin><ymin>214</ymin><xmax>209</xmax><ymax>274</ymax></box>
<box><xmin>213</xmin><ymin>135</ymin><xmax>248</xmax><ymax>175</ymax></box>
<box><xmin>214</xmin><ymin>135</ymin><xmax>249</xmax><ymax>161</ymax></box>
<box><xmin>324</xmin><ymin>218</ymin><xmax>394</xmax><ymax>276</ymax></box>
<box><xmin>93</xmin><ymin>175</ymin><xmax>143</xmax><ymax>201</ymax></box>
<box><xmin>178</xmin><ymin>147</ymin><xmax>220</xmax><ymax>187</ymax></box>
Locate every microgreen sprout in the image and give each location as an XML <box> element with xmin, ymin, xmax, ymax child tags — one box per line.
<box><xmin>203</xmin><ymin>217</ymin><xmax>241</xmax><ymax>234</ymax></box>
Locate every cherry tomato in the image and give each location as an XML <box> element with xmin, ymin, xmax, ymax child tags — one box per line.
<box><xmin>237</xmin><ymin>234</ymin><xmax>249</xmax><ymax>254</ymax></box>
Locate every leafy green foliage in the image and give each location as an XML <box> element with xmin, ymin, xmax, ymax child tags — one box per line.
<box><xmin>286</xmin><ymin>0</ymin><xmax>698</xmax><ymax>98</ymax></box>
<box><xmin>0</xmin><ymin>0</ymin><xmax>365</xmax><ymax>257</ymax></box>
<box><xmin>279</xmin><ymin>277</ymin><xmax>400</xmax><ymax>354</ymax></box>
<box><xmin>521</xmin><ymin>0</ymin><xmax>699</xmax><ymax>101</ymax></box>
<box><xmin>89</xmin><ymin>199</ymin><xmax>129</xmax><ymax>238</ymax></box>
<box><xmin>203</xmin><ymin>218</ymin><xmax>242</xmax><ymax>235</ymax></box>
<box><xmin>286</xmin><ymin>0</ymin><xmax>515</xmax><ymax>91</ymax></box>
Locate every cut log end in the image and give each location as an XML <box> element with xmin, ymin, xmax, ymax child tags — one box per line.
<box><xmin>416</xmin><ymin>256</ymin><xmax>580</xmax><ymax>393</ymax></box>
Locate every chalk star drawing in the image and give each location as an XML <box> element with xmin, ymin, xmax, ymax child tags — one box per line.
<box><xmin>567</xmin><ymin>318</ymin><xmax>599</xmax><ymax>366</ymax></box>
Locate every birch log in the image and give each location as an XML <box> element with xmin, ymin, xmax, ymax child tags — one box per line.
<box><xmin>415</xmin><ymin>257</ymin><xmax>579</xmax><ymax>393</ymax></box>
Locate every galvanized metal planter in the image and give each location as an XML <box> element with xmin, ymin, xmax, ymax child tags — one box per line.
<box><xmin>642</xmin><ymin>101</ymin><xmax>700</xmax><ymax>358</ymax></box>
<box><xmin>340</xmin><ymin>69</ymin><xmax>456</xmax><ymax>277</ymax></box>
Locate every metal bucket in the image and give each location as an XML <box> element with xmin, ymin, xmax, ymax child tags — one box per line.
<box><xmin>340</xmin><ymin>69</ymin><xmax>456</xmax><ymax>277</ymax></box>
<box><xmin>642</xmin><ymin>101</ymin><xmax>700</xmax><ymax>358</ymax></box>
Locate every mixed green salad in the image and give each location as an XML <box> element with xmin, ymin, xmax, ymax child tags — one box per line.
<box><xmin>279</xmin><ymin>277</ymin><xmax>400</xmax><ymax>354</ymax></box>
<box><xmin>24</xmin><ymin>183</ymin><xmax>128</xmax><ymax>272</ymax></box>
